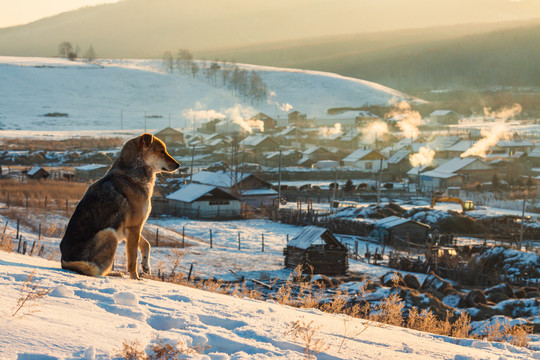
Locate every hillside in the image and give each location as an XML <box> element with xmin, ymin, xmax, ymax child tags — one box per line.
<box><xmin>1</xmin><ymin>0</ymin><xmax>540</xmax><ymax>59</ymax></box>
<box><xmin>1</xmin><ymin>250</ymin><xmax>539</xmax><ymax>359</ymax></box>
<box><xmin>0</xmin><ymin>56</ymin><xmax>418</xmax><ymax>132</ymax></box>
<box><xmin>200</xmin><ymin>21</ymin><xmax>540</xmax><ymax>91</ymax></box>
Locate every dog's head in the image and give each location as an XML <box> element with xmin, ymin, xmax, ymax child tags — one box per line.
<box><xmin>137</xmin><ymin>133</ymin><xmax>180</xmax><ymax>173</ymax></box>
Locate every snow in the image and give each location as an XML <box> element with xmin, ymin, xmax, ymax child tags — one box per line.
<box><xmin>2</xmin><ymin>251</ymin><xmax>539</xmax><ymax>360</ymax></box>
<box><xmin>166</xmin><ymin>184</ymin><xmax>222</xmax><ymax>203</ymax></box>
<box><xmin>0</xmin><ymin>57</ymin><xmax>417</xmax><ymax>132</ymax></box>
<box><xmin>286</xmin><ymin>226</ymin><xmax>327</xmax><ymax>249</ymax></box>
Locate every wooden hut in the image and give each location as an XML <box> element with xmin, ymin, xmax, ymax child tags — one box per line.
<box><xmin>26</xmin><ymin>166</ymin><xmax>49</xmax><ymax>180</ymax></box>
<box><xmin>371</xmin><ymin>216</ymin><xmax>430</xmax><ymax>245</ymax></box>
<box><xmin>284</xmin><ymin>226</ymin><xmax>348</xmax><ymax>275</ymax></box>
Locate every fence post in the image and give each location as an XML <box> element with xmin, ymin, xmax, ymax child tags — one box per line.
<box><xmin>355</xmin><ymin>240</ymin><xmax>358</xmax><ymax>259</ymax></box>
<box><xmin>66</xmin><ymin>199</ymin><xmax>69</xmax><ymax>212</ymax></box>
<box><xmin>238</xmin><ymin>232</ymin><xmax>241</xmax><ymax>250</ymax></box>
<box><xmin>262</xmin><ymin>234</ymin><xmax>265</xmax><ymax>252</ymax></box>
<box><xmin>44</xmin><ymin>196</ymin><xmax>48</xmax><ymax>209</ymax></box>
<box><xmin>156</xmin><ymin>228</ymin><xmax>159</xmax><ymax>247</ymax></box>
<box><xmin>17</xmin><ymin>237</ymin><xmax>22</xmax><ymax>253</ymax></box>
<box><xmin>210</xmin><ymin>229</ymin><xmax>213</xmax><ymax>248</ymax></box>
<box><xmin>38</xmin><ymin>223</ymin><xmax>41</xmax><ymax>241</ymax></box>
<box><xmin>182</xmin><ymin>226</ymin><xmax>185</xmax><ymax>248</ymax></box>
<box><xmin>7</xmin><ymin>193</ymin><xmax>9</xmax><ymax>208</ymax></box>
<box><xmin>30</xmin><ymin>241</ymin><xmax>36</xmax><ymax>256</ymax></box>
<box><xmin>16</xmin><ymin>219</ymin><xmax>19</xmax><ymax>240</ymax></box>
<box><xmin>187</xmin><ymin>263</ymin><xmax>193</xmax><ymax>282</ymax></box>
<box><xmin>25</xmin><ymin>195</ymin><xmax>28</xmax><ymax>209</ymax></box>
<box><xmin>287</xmin><ymin>234</ymin><xmax>289</xmax><ymax>245</ymax></box>
<box><xmin>22</xmin><ymin>240</ymin><xmax>27</xmax><ymax>255</ymax></box>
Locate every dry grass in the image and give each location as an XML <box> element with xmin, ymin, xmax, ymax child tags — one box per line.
<box><xmin>285</xmin><ymin>319</ymin><xmax>330</xmax><ymax>360</ymax></box>
<box><xmin>0</xmin><ymin>233</ymin><xmax>15</xmax><ymax>252</ymax></box>
<box><xmin>0</xmin><ymin>137</ymin><xmax>123</xmax><ymax>152</ymax></box>
<box><xmin>480</xmin><ymin>321</ymin><xmax>534</xmax><ymax>348</ymax></box>
<box><xmin>117</xmin><ymin>337</ymin><xmax>210</xmax><ymax>360</ymax></box>
<box><xmin>12</xmin><ymin>270</ymin><xmax>51</xmax><ymax>318</ymax></box>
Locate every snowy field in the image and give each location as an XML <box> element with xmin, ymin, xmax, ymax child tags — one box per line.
<box><xmin>2</xmin><ymin>251</ymin><xmax>540</xmax><ymax>360</ymax></box>
<box><xmin>0</xmin><ymin>56</ymin><xmax>416</xmax><ymax>132</ymax></box>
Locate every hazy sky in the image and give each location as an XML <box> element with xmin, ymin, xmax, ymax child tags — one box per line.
<box><xmin>0</xmin><ymin>0</ymin><xmax>120</xmax><ymax>28</ymax></box>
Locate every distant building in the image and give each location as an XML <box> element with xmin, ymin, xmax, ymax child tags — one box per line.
<box><xmin>74</xmin><ymin>164</ymin><xmax>108</xmax><ymax>182</ymax></box>
<box><xmin>288</xmin><ymin>111</ymin><xmax>313</xmax><ymax>127</ymax></box>
<box><xmin>215</xmin><ymin>119</ymin><xmax>246</xmax><ymax>135</ymax></box>
<box><xmin>250</xmin><ymin>112</ymin><xmax>277</xmax><ymax>131</ymax></box>
<box><xmin>154</xmin><ymin>127</ymin><xmax>184</xmax><ymax>147</ymax></box>
<box><xmin>419</xmin><ymin>156</ymin><xmax>495</xmax><ymax>190</ymax></box>
<box><xmin>284</xmin><ymin>226</ymin><xmax>348</xmax><ymax>275</ymax></box>
<box><xmin>387</xmin><ymin>150</ymin><xmax>411</xmax><ymax>177</ymax></box>
<box><xmin>240</xmin><ymin>134</ymin><xmax>280</xmax><ymax>153</ymax></box>
<box><xmin>342</xmin><ymin>149</ymin><xmax>387</xmax><ymax>172</ymax></box>
<box><xmin>26</xmin><ymin>166</ymin><xmax>49</xmax><ymax>180</ymax></box>
<box><xmin>429</xmin><ymin>110</ymin><xmax>460</xmax><ymax>125</ymax></box>
<box><xmin>371</xmin><ymin>216</ymin><xmax>430</xmax><ymax>245</ymax></box>
<box><xmin>165</xmin><ymin>183</ymin><xmax>241</xmax><ymax>219</ymax></box>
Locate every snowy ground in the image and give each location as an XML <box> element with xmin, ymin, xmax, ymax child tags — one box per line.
<box><xmin>2</xmin><ymin>250</ymin><xmax>540</xmax><ymax>360</ymax></box>
<box><xmin>0</xmin><ymin>56</ymin><xmax>415</xmax><ymax>132</ymax></box>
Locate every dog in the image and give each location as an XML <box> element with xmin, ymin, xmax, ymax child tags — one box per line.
<box><xmin>60</xmin><ymin>133</ymin><xmax>179</xmax><ymax>279</ymax></box>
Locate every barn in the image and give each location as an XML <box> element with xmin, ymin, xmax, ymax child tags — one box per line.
<box><xmin>165</xmin><ymin>183</ymin><xmax>241</xmax><ymax>219</ymax></box>
<box><xmin>371</xmin><ymin>216</ymin><xmax>430</xmax><ymax>246</ymax></box>
<box><xmin>26</xmin><ymin>166</ymin><xmax>49</xmax><ymax>180</ymax></box>
<box><xmin>284</xmin><ymin>226</ymin><xmax>348</xmax><ymax>275</ymax></box>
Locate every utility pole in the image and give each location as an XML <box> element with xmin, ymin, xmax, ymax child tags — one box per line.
<box><xmin>519</xmin><ymin>191</ymin><xmax>527</xmax><ymax>250</ymax></box>
<box><xmin>278</xmin><ymin>148</ymin><xmax>282</xmax><ymax>205</ymax></box>
<box><xmin>377</xmin><ymin>158</ymin><xmax>383</xmax><ymax>207</ymax></box>
<box><xmin>331</xmin><ymin>166</ymin><xmax>339</xmax><ymax>210</ymax></box>
<box><xmin>189</xmin><ymin>144</ymin><xmax>195</xmax><ymax>184</ymax></box>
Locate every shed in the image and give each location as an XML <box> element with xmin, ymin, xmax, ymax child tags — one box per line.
<box><xmin>342</xmin><ymin>149</ymin><xmax>387</xmax><ymax>172</ymax></box>
<box><xmin>155</xmin><ymin>127</ymin><xmax>184</xmax><ymax>147</ymax></box>
<box><xmin>371</xmin><ymin>216</ymin><xmax>430</xmax><ymax>245</ymax></box>
<box><xmin>74</xmin><ymin>164</ymin><xmax>108</xmax><ymax>182</ymax></box>
<box><xmin>26</xmin><ymin>166</ymin><xmax>49</xmax><ymax>180</ymax></box>
<box><xmin>284</xmin><ymin>226</ymin><xmax>348</xmax><ymax>275</ymax></box>
<box><xmin>166</xmin><ymin>183</ymin><xmax>241</xmax><ymax>219</ymax></box>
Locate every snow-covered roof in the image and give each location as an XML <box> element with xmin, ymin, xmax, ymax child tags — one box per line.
<box><xmin>496</xmin><ymin>139</ymin><xmax>534</xmax><ymax>147</ymax></box>
<box><xmin>433</xmin><ymin>157</ymin><xmax>478</xmax><ymax>173</ymax></box>
<box><xmin>373</xmin><ymin>216</ymin><xmax>410</xmax><ymax>229</ymax></box>
<box><xmin>27</xmin><ymin>166</ymin><xmax>44</xmax><ymax>176</ymax></box>
<box><xmin>343</xmin><ymin>149</ymin><xmax>384</xmax><ymax>163</ymax></box>
<box><xmin>429</xmin><ymin>110</ymin><xmax>456</xmax><ymax>116</ymax></box>
<box><xmin>74</xmin><ymin>164</ymin><xmax>108</xmax><ymax>171</ymax></box>
<box><xmin>407</xmin><ymin>165</ymin><xmax>430</xmax><ymax>176</ymax></box>
<box><xmin>447</xmin><ymin>140</ymin><xmax>476</xmax><ymax>152</ymax></box>
<box><xmin>287</xmin><ymin>226</ymin><xmax>327</xmax><ymax>249</ymax></box>
<box><xmin>419</xmin><ymin>170</ymin><xmax>460</xmax><ymax>179</ymax></box>
<box><xmin>427</xmin><ymin>136</ymin><xmax>462</xmax><ymax>150</ymax></box>
<box><xmin>240</xmin><ymin>189</ymin><xmax>278</xmax><ymax>196</ymax></box>
<box><xmin>387</xmin><ymin>150</ymin><xmax>410</xmax><ymax>164</ymax></box>
<box><xmin>191</xmin><ymin>170</ymin><xmax>251</xmax><ymax>188</ymax></box>
<box><xmin>166</xmin><ymin>183</ymin><xmax>221</xmax><ymax>203</ymax></box>
<box><xmin>240</xmin><ymin>134</ymin><xmax>270</xmax><ymax>147</ymax></box>
<box><xmin>528</xmin><ymin>147</ymin><xmax>540</xmax><ymax>158</ymax></box>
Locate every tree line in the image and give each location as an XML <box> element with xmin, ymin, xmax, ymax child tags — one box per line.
<box><xmin>162</xmin><ymin>49</ymin><xmax>269</xmax><ymax>104</ymax></box>
<box><xmin>58</xmin><ymin>41</ymin><xmax>96</xmax><ymax>62</ymax></box>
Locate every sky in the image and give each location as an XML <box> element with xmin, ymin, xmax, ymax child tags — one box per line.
<box><xmin>0</xmin><ymin>0</ymin><xmax>120</xmax><ymax>28</ymax></box>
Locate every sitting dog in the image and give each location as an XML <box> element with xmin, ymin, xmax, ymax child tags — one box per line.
<box><xmin>60</xmin><ymin>133</ymin><xmax>179</xmax><ymax>279</ymax></box>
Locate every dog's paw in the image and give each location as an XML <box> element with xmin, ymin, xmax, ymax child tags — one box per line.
<box><xmin>129</xmin><ymin>272</ymin><xmax>141</xmax><ymax>280</ymax></box>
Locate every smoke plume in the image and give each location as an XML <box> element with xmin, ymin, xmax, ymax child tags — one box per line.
<box><xmin>225</xmin><ymin>104</ymin><xmax>259</xmax><ymax>134</ymax></box>
<box><xmin>319</xmin><ymin>123</ymin><xmax>342</xmax><ymax>138</ymax></box>
<box><xmin>268</xmin><ymin>91</ymin><xmax>293</xmax><ymax>112</ymax></box>
<box><xmin>484</xmin><ymin>103</ymin><xmax>522</xmax><ymax>120</ymax></box>
<box><xmin>409</xmin><ymin>146</ymin><xmax>435</xmax><ymax>167</ymax></box>
<box><xmin>460</xmin><ymin>123</ymin><xmax>510</xmax><ymax>158</ymax></box>
<box><xmin>387</xmin><ymin>100</ymin><xmax>423</xmax><ymax>139</ymax></box>
<box><xmin>362</xmin><ymin>121</ymin><xmax>388</xmax><ymax>144</ymax></box>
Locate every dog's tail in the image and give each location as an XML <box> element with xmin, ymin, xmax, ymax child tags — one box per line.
<box><xmin>61</xmin><ymin>260</ymin><xmax>103</xmax><ymax>277</ymax></box>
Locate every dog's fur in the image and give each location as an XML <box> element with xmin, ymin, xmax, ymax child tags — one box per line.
<box><xmin>60</xmin><ymin>133</ymin><xmax>179</xmax><ymax>279</ymax></box>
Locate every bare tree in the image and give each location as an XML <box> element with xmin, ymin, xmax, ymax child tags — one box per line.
<box><xmin>84</xmin><ymin>45</ymin><xmax>96</xmax><ymax>62</ymax></box>
<box><xmin>176</xmin><ymin>48</ymin><xmax>193</xmax><ymax>74</ymax></box>
<box><xmin>162</xmin><ymin>50</ymin><xmax>174</xmax><ymax>73</ymax></box>
<box><xmin>58</xmin><ymin>41</ymin><xmax>73</xmax><ymax>58</ymax></box>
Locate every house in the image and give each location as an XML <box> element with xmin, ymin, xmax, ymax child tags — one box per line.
<box><xmin>371</xmin><ymin>216</ymin><xmax>430</xmax><ymax>245</ymax></box>
<box><xmin>191</xmin><ymin>170</ymin><xmax>278</xmax><ymax>210</ymax></box>
<box><xmin>276</xmin><ymin>127</ymin><xmax>309</xmax><ymax>147</ymax></box>
<box><xmin>284</xmin><ymin>226</ymin><xmax>348</xmax><ymax>275</ymax></box>
<box><xmin>407</xmin><ymin>165</ymin><xmax>433</xmax><ymax>182</ymax></box>
<box><xmin>528</xmin><ymin>147</ymin><xmax>540</xmax><ymax>167</ymax></box>
<box><xmin>250</xmin><ymin>112</ymin><xmax>277</xmax><ymax>131</ymax></box>
<box><xmin>444</xmin><ymin>140</ymin><xmax>476</xmax><ymax>159</ymax></box>
<box><xmin>154</xmin><ymin>127</ymin><xmax>184</xmax><ymax>147</ymax></box>
<box><xmin>288</xmin><ymin>111</ymin><xmax>313</xmax><ymax>127</ymax></box>
<box><xmin>264</xmin><ymin>149</ymin><xmax>303</xmax><ymax>167</ymax></box>
<box><xmin>303</xmin><ymin>146</ymin><xmax>339</xmax><ymax>162</ymax></box>
<box><xmin>74</xmin><ymin>164</ymin><xmax>108</xmax><ymax>182</ymax></box>
<box><xmin>165</xmin><ymin>183</ymin><xmax>241</xmax><ymax>219</ymax></box>
<box><xmin>26</xmin><ymin>166</ymin><xmax>49</xmax><ymax>180</ymax></box>
<box><xmin>429</xmin><ymin>110</ymin><xmax>459</xmax><ymax>125</ymax></box>
<box><xmin>240</xmin><ymin>134</ymin><xmax>280</xmax><ymax>153</ymax></box>
<box><xmin>419</xmin><ymin>157</ymin><xmax>495</xmax><ymax>190</ymax></box>
<box><xmin>342</xmin><ymin>149</ymin><xmax>387</xmax><ymax>172</ymax></box>
<box><xmin>493</xmin><ymin>139</ymin><xmax>534</xmax><ymax>155</ymax></box>
<box><xmin>387</xmin><ymin>150</ymin><xmax>411</xmax><ymax>178</ymax></box>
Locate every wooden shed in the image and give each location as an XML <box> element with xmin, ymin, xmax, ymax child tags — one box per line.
<box><xmin>371</xmin><ymin>216</ymin><xmax>430</xmax><ymax>246</ymax></box>
<box><xmin>26</xmin><ymin>166</ymin><xmax>49</xmax><ymax>180</ymax></box>
<box><xmin>284</xmin><ymin>226</ymin><xmax>348</xmax><ymax>275</ymax></box>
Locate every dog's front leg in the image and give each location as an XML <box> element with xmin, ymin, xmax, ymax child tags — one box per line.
<box><xmin>138</xmin><ymin>235</ymin><xmax>151</xmax><ymax>275</ymax></box>
<box><xmin>126</xmin><ymin>226</ymin><xmax>141</xmax><ymax>280</ymax></box>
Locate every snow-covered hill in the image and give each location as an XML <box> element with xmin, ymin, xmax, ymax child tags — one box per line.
<box><xmin>0</xmin><ymin>56</ymin><xmax>419</xmax><ymax>132</ymax></box>
<box><xmin>1</xmin><ymin>250</ymin><xmax>539</xmax><ymax>360</ymax></box>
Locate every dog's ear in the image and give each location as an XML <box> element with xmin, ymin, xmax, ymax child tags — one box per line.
<box><xmin>138</xmin><ymin>133</ymin><xmax>154</xmax><ymax>150</ymax></box>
